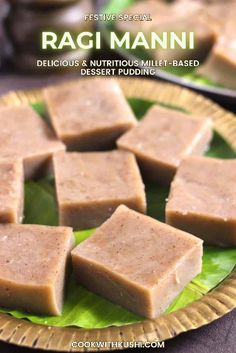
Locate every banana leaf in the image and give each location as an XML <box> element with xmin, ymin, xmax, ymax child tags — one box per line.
<box><xmin>0</xmin><ymin>99</ymin><xmax>235</xmax><ymax>329</ymax></box>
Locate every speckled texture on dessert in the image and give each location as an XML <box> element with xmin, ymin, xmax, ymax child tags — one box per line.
<box><xmin>72</xmin><ymin>205</ymin><xmax>202</xmax><ymax>318</ymax></box>
<box><xmin>53</xmin><ymin>150</ymin><xmax>146</xmax><ymax>229</ymax></box>
<box><xmin>44</xmin><ymin>78</ymin><xmax>137</xmax><ymax>151</ymax></box>
<box><xmin>166</xmin><ymin>156</ymin><xmax>236</xmax><ymax>246</ymax></box>
<box><xmin>117</xmin><ymin>105</ymin><xmax>212</xmax><ymax>184</ymax></box>
<box><xmin>0</xmin><ymin>160</ymin><xmax>24</xmax><ymax>223</ymax></box>
<box><xmin>0</xmin><ymin>105</ymin><xmax>65</xmax><ymax>179</ymax></box>
<box><xmin>0</xmin><ymin>224</ymin><xmax>74</xmax><ymax>315</ymax></box>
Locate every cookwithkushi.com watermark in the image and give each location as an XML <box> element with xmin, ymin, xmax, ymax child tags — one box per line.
<box><xmin>71</xmin><ymin>340</ymin><xmax>165</xmax><ymax>349</ymax></box>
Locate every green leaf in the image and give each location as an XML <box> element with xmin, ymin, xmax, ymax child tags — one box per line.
<box><xmin>0</xmin><ymin>97</ymin><xmax>235</xmax><ymax>329</ymax></box>
<box><xmin>37</xmin><ymin>175</ymin><xmax>56</xmax><ymax>196</ymax></box>
<box><xmin>146</xmin><ymin>183</ymin><xmax>169</xmax><ymax>222</ymax></box>
<box><xmin>166</xmin><ymin>284</ymin><xmax>202</xmax><ymax>314</ymax></box>
<box><xmin>128</xmin><ymin>97</ymin><xmax>188</xmax><ymax>118</ymax></box>
<box><xmin>193</xmin><ymin>247</ymin><xmax>236</xmax><ymax>292</ymax></box>
<box><xmin>31</xmin><ymin>102</ymin><xmax>49</xmax><ymax>122</ymax></box>
<box><xmin>74</xmin><ymin>229</ymin><xmax>95</xmax><ymax>245</ymax></box>
<box><xmin>103</xmin><ymin>0</ymin><xmax>135</xmax><ymax>15</ymax></box>
<box><xmin>128</xmin><ymin>97</ymin><xmax>155</xmax><ymax>119</ymax></box>
<box><xmin>205</xmin><ymin>131</ymin><xmax>236</xmax><ymax>159</ymax></box>
<box><xmin>24</xmin><ymin>181</ymin><xmax>58</xmax><ymax>226</ymax></box>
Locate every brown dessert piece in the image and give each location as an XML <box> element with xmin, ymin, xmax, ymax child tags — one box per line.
<box><xmin>198</xmin><ymin>29</ymin><xmax>236</xmax><ymax>90</ymax></box>
<box><xmin>0</xmin><ymin>160</ymin><xmax>24</xmax><ymax>223</ymax></box>
<box><xmin>0</xmin><ymin>105</ymin><xmax>65</xmax><ymax>179</ymax></box>
<box><xmin>166</xmin><ymin>156</ymin><xmax>236</xmax><ymax>246</ymax></box>
<box><xmin>44</xmin><ymin>78</ymin><xmax>137</xmax><ymax>151</ymax></box>
<box><xmin>117</xmin><ymin>106</ymin><xmax>212</xmax><ymax>185</ymax></box>
<box><xmin>0</xmin><ymin>224</ymin><xmax>74</xmax><ymax>315</ymax></box>
<box><xmin>117</xmin><ymin>0</ymin><xmax>216</xmax><ymax>62</ymax></box>
<box><xmin>53</xmin><ymin>150</ymin><xmax>146</xmax><ymax>229</ymax></box>
<box><xmin>72</xmin><ymin>205</ymin><xmax>203</xmax><ymax>319</ymax></box>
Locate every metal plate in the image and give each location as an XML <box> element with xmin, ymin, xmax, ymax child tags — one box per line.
<box><xmin>0</xmin><ymin>78</ymin><xmax>235</xmax><ymax>352</ymax></box>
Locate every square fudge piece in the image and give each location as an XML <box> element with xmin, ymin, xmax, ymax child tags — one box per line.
<box><xmin>0</xmin><ymin>160</ymin><xmax>24</xmax><ymax>223</ymax></box>
<box><xmin>0</xmin><ymin>105</ymin><xmax>65</xmax><ymax>179</ymax></box>
<box><xmin>117</xmin><ymin>0</ymin><xmax>215</xmax><ymax>63</ymax></box>
<box><xmin>0</xmin><ymin>224</ymin><xmax>74</xmax><ymax>315</ymax></box>
<box><xmin>72</xmin><ymin>205</ymin><xmax>202</xmax><ymax>319</ymax></box>
<box><xmin>166</xmin><ymin>156</ymin><xmax>236</xmax><ymax>247</ymax></box>
<box><xmin>117</xmin><ymin>105</ymin><xmax>212</xmax><ymax>185</ymax></box>
<box><xmin>43</xmin><ymin>78</ymin><xmax>137</xmax><ymax>151</ymax></box>
<box><xmin>198</xmin><ymin>32</ymin><xmax>236</xmax><ymax>90</ymax></box>
<box><xmin>198</xmin><ymin>20</ymin><xmax>236</xmax><ymax>89</ymax></box>
<box><xmin>53</xmin><ymin>150</ymin><xmax>146</xmax><ymax>229</ymax></box>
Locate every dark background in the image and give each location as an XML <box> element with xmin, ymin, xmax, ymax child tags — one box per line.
<box><xmin>0</xmin><ymin>1</ymin><xmax>235</xmax><ymax>352</ymax></box>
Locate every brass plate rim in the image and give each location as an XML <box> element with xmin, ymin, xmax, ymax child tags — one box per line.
<box><xmin>0</xmin><ymin>77</ymin><xmax>235</xmax><ymax>352</ymax></box>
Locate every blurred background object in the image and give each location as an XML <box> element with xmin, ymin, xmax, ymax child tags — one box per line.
<box><xmin>3</xmin><ymin>0</ymin><xmax>94</xmax><ymax>73</ymax></box>
<box><xmin>100</xmin><ymin>0</ymin><xmax>236</xmax><ymax>106</ymax></box>
<box><xmin>0</xmin><ymin>0</ymin><xmax>235</xmax><ymax>108</ymax></box>
<box><xmin>0</xmin><ymin>0</ymin><xmax>9</xmax><ymax>70</ymax></box>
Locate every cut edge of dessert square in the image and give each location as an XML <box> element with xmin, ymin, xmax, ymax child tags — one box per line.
<box><xmin>0</xmin><ymin>224</ymin><xmax>74</xmax><ymax>316</ymax></box>
<box><xmin>72</xmin><ymin>205</ymin><xmax>203</xmax><ymax>318</ymax></box>
<box><xmin>0</xmin><ymin>159</ymin><xmax>24</xmax><ymax>224</ymax></box>
<box><xmin>53</xmin><ymin>150</ymin><xmax>146</xmax><ymax>229</ymax></box>
<box><xmin>0</xmin><ymin>105</ymin><xmax>66</xmax><ymax>179</ymax></box>
<box><xmin>166</xmin><ymin>156</ymin><xmax>236</xmax><ymax>247</ymax></box>
<box><xmin>117</xmin><ymin>105</ymin><xmax>213</xmax><ymax>185</ymax></box>
<box><xmin>43</xmin><ymin>78</ymin><xmax>137</xmax><ymax>151</ymax></box>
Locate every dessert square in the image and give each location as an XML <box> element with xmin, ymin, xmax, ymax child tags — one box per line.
<box><xmin>166</xmin><ymin>156</ymin><xmax>236</xmax><ymax>246</ymax></box>
<box><xmin>198</xmin><ymin>31</ymin><xmax>236</xmax><ymax>90</ymax></box>
<box><xmin>117</xmin><ymin>0</ymin><xmax>216</xmax><ymax>63</ymax></box>
<box><xmin>53</xmin><ymin>150</ymin><xmax>146</xmax><ymax>229</ymax></box>
<box><xmin>0</xmin><ymin>105</ymin><xmax>65</xmax><ymax>179</ymax></box>
<box><xmin>72</xmin><ymin>205</ymin><xmax>203</xmax><ymax>319</ymax></box>
<box><xmin>0</xmin><ymin>160</ymin><xmax>24</xmax><ymax>223</ymax></box>
<box><xmin>117</xmin><ymin>105</ymin><xmax>212</xmax><ymax>185</ymax></box>
<box><xmin>0</xmin><ymin>224</ymin><xmax>74</xmax><ymax>315</ymax></box>
<box><xmin>44</xmin><ymin>78</ymin><xmax>137</xmax><ymax>151</ymax></box>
